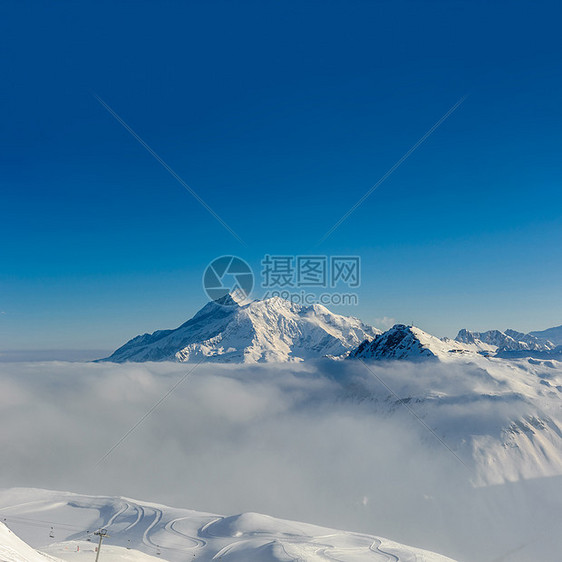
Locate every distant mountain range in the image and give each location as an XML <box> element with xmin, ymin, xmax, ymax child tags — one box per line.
<box><xmin>100</xmin><ymin>294</ymin><xmax>561</xmax><ymax>363</ymax></box>
<box><xmin>530</xmin><ymin>324</ymin><xmax>562</xmax><ymax>346</ymax></box>
<box><xmin>456</xmin><ymin>327</ymin><xmax>557</xmax><ymax>352</ymax></box>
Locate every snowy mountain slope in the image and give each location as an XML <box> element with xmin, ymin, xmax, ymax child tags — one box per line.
<box><xmin>0</xmin><ymin>522</ymin><xmax>161</xmax><ymax>562</ymax></box>
<box><xmin>101</xmin><ymin>295</ymin><xmax>380</xmax><ymax>363</ymax></box>
<box><xmin>0</xmin><ymin>523</ymin><xmax>158</xmax><ymax>562</ymax></box>
<box><xmin>348</xmin><ymin>324</ymin><xmax>474</xmax><ymax>361</ymax></box>
<box><xmin>347</xmin><ymin>328</ymin><xmax>562</xmax><ymax>485</ymax></box>
<box><xmin>530</xmin><ymin>324</ymin><xmax>562</xmax><ymax>346</ymax></box>
<box><xmin>0</xmin><ymin>488</ymin><xmax>456</xmax><ymax>562</ymax></box>
<box><xmin>0</xmin><ymin>521</ymin><xmax>63</xmax><ymax>562</ymax></box>
<box><xmin>433</xmin><ymin>355</ymin><xmax>562</xmax><ymax>485</ymax></box>
<box><xmin>455</xmin><ymin>328</ymin><xmax>556</xmax><ymax>353</ymax></box>
<box><xmin>454</xmin><ymin>327</ymin><xmax>562</xmax><ymax>360</ymax></box>
<box><xmin>45</xmin><ymin>543</ymin><xmax>161</xmax><ymax>562</ymax></box>
<box><xmin>348</xmin><ymin>324</ymin><xmax>561</xmax><ymax>362</ymax></box>
<box><xmin>100</xmin><ymin>294</ymin><xmax>561</xmax><ymax>364</ymax></box>
<box><xmin>344</xmin><ymin>324</ymin><xmax>562</xmax><ymax>485</ymax></box>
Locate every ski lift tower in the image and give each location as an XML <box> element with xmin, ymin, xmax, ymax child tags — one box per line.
<box><xmin>93</xmin><ymin>529</ymin><xmax>109</xmax><ymax>562</ymax></box>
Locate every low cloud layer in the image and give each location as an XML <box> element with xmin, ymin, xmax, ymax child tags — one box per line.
<box><xmin>1</xmin><ymin>359</ymin><xmax>561</xmax><ymax>561</ymax></box>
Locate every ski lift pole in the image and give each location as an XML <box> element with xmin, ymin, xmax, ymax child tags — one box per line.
<box><xmin>94</xmin><ymin>529</ymin><xmax>108</xmax><ymax>562</ymax></box>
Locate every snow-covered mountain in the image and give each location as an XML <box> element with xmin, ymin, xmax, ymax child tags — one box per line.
<box><xmin>348</xmin><ymin>324</ymin><xmax>472</xmax><ymax>361</ymax></box>
<box><xmin>348</xmin><ymin>324</ymin><xmax>562</xmax><ymax>363</ymax></box>
<box><xmin>455</xmin><ymin>328</ymin><xmax>556</xmax><ymax>353</ymax></box>
<box><xmin>0</xmin><ymin>488</ymin><xmax>456</xmax><ymax>562</ymax></box>
<box><xmin>101</xmin><ymin>295</ymin><xmax>380</xmax><ymax>363</ymax></box>
<box><xmin>346</xmin><ymin>324</ymin><xmax>562</xmax><ymax>487</ymax></box>
<box><xmin>102</xmin><ymin>296</ymin><xmax>562</xmax><ymax>364</ymax></box>
<box><xmin>530</xmin><ymin>324</ymin><xmax>562</xmax><ymax>346</ymax></box>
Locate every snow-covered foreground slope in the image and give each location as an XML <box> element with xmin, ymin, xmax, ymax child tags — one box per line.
<box><xmin>101</xmin><ymin>295</ymin><xmax>379</xmax><ymax>363</ymax></box>
<box><xmin>0</xmin><ymin>521</ymin><xmax>158</xmax><ymax>562</ymax></box>
<box><xmin>0</xmin><ymin>488</ymin><xmax>456</xmax><ymax>562</ymax></box>
<box><xmin>0</xmin><ymin>521</ymin><xmax>63</xmax><ymax>562</ymax></box>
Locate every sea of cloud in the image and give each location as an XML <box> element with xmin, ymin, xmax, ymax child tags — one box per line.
<box><xmin>1</xmin><ymin>359</ymin><xmax>561</xmax><ymax>561</ymax></box>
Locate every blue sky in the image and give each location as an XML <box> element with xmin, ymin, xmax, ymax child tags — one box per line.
<box><xmin>1</xmin><ymin>0</ymin><xmax>562</xmax><ymax>352</ymax></box>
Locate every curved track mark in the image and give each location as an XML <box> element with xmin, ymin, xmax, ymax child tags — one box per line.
<box><xmin>105</xmin><ymin>501</ymin><xmax>129</xmax><ymax>528</ymax></box>
<box><xmin>199</xmin><ymin>517</ymin><xmax>224</xmax><ymax>539</ymax></box>
<box><xmin>369</xmin><ymin>539</ymin><xmax>400</xmax><ymax>561</ymax></box>
<box><xmin>166</xmin><ymin>517</ymin><xmax>206</xmax><ymax>549</ymax></box>
<box><xmin>123</xmin><ymin>502</ymin><xmax>144</xmax><ymax>532</ymax></box>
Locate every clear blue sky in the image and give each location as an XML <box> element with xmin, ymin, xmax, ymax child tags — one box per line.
<box><xmin>1</xmin><ymin>0</ymin><xmax>561</xmax><ymax>353</ymax></box>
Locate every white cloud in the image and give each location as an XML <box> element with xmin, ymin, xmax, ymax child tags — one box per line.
<box><xmin>373</xmin><ymin>316</ymin><xmax>396</xmax><ymax>329</ymax></box>
<box><xmin>0</xmin><ymin>360</ymin><xmax>560</xmax><ymax>561</ymax></box>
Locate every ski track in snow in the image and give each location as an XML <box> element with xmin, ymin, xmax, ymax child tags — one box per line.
<box><xmin>166</xmin><ymin>518</ymin><xmax>206</xmax><ymax>550</ymax></box>
<box><xmin>97</xmin><ymin>500</ymin><xmax>205</xmax><ymax>554</ymax></box>
<box><xmin>105</xmin><ymin>501</ymin><xmax>128</xmax><ymax>528</ymax></box>
<box><xmin>0</xmin><ymin>490</ymin><xmax>457</xmax><ymax>562</ymax></box>
<box><xmin>141</xmin><ymin>506</ymin><xmax>162</xmax><ymax>547</ymax></box>
<box><xmin>369</xmin><ymin>539</ymin><xmax>400</xmax><ymax>562</ymax></box>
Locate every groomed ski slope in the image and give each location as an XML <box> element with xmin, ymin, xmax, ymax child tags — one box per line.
<box><xmin>0</xmin><ymin>488</ymin><xmax>456</xmax><ymax>562</ymax></box>
<box><xmin>0</xmin><ymin>521</ymin><xmax>62</xmax><ymax>562</ymax></box>
<box><xmin>0</xmin><ymin>521</ymin><xmax>162</xmax><ymax>562</ymax></box>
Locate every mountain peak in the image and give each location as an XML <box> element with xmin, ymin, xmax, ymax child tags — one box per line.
<box><xmin>349</xmin><ymin>323</ymin><xmax>471</xmax><ymax>361</ymax></box>
<box><xmin>101</xmin><ymin>296</ymin><xmax>380</xmax><ymax>363</ymax></box>
<box><xmin>212</xmin><ymin>290</ymin><xmax>248</xmax><ymax>307</ymax></box>
<box><xmin>349</xmin><ymin>324</ymin><xmax>434</xmax><ymax>361</ymax></box>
